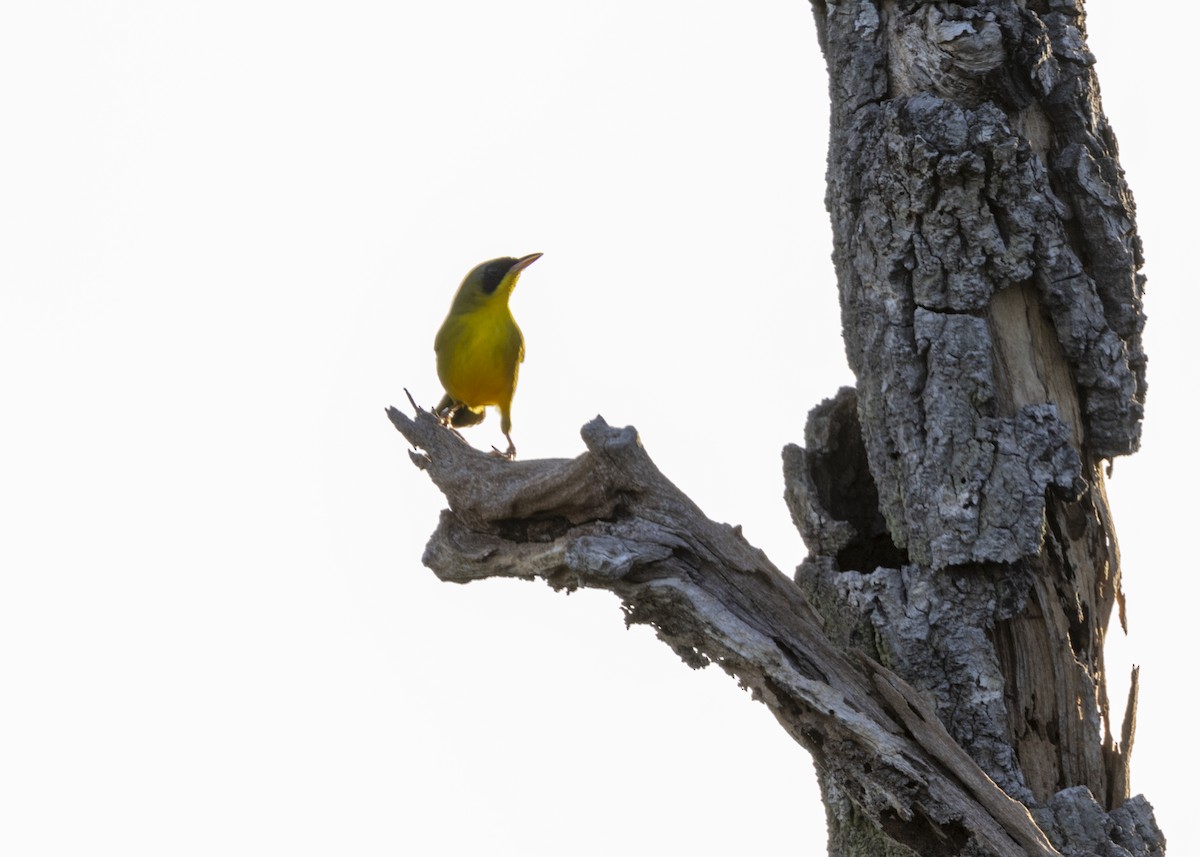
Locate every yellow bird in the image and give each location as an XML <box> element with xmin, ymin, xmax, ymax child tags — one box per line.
<box><xmin>434</xmin><ymin>253</ymin><xmax>542</xmax><ymax>458</ymax></box>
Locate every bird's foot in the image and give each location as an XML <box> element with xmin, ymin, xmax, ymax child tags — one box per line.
<box><xmin>490</xmin><ymin>441</ymin><xmax>517</xmax><ymax>460</ymax></box>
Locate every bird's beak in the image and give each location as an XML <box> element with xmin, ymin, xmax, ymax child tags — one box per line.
<box><xmin>511</xmin><ymin>253</ymin><xmax>543</xmax><ymax>274</ymax></box>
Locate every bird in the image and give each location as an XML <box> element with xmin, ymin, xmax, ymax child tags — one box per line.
<box><xmin>433</xmin><ymin>253</ymin><xmax>542</xmax><ymax>459</ymax></box>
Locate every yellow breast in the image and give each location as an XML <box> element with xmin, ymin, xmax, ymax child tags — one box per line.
<box><xmin>435</xmin><ymin>305</ymin><xmax>524</xmax><ymax>408</ymax></box>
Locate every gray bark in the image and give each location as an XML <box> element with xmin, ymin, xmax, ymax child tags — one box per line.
<box><xmin>390</xmin><ymin>408</ymin><xmax>1064</xmax><ymax>856</ymax></box>
<box><xmin>801</xmin><ymin>0</ymin><xmax>1157</xmax><ymax>852</ymax></box>
<box><xmin>389</xmin><ymin>0</ymin><xmax>1164</xmax><ymax>853</ymax></box>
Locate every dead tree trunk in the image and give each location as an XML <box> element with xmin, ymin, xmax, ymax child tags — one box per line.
<box><xmin>800</xmin><ymin>0</ymin><xmax>1156</xmax><ymax>852</ymax></box>
<box><xmin>388</xmin><ymin>1</ymin><xmax>1163</xmax><ymax>854</ymax></box>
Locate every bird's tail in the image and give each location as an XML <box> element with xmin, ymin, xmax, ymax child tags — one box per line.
<box><xmin>449</xmin><ymin>405</ymin><xmax>487</xmax><ymax>428</ymax></box>
<box><xmin>434</xmin><ymin>394</ymin><xmax>487</xmax><ymax>428</ymax></box>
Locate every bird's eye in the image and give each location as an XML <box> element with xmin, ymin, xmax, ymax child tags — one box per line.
<box><xmin>480</xmin><ymin>260</ymin><xmax>513</xmax><ymax>295</ymax></box>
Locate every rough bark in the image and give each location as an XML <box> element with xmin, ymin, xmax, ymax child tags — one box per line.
<box><xmin>798</xmin><ymin>0</ymin><xmax>1159</xmax><ymax>853</ymax></box>
<box><xmin>390</xmin><ymin>0</ymin><xmax>1165</xmax><ymax>854</ymax></box>
<box><xmin>390</xmin><ymin>407</ymin><xmax>1061</xmax><ymax>857</ymax></box>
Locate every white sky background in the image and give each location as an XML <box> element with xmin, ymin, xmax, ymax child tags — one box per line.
<box><xmin>0</xmin><ymin>2</ymin><xmax>1192</xmax><ymax>854</ymax></box>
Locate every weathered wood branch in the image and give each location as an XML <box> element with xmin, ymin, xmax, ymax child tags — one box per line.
<box><xmin>390</xmin><ymin>405</ymin><xmax>1062</xmax><ymax>857</ymax></box>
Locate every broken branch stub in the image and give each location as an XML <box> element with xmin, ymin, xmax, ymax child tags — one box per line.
<box><xmin>387</xmin><ymin>404</ymin><xmax>1061</xmax><ymax>857</ymax></box>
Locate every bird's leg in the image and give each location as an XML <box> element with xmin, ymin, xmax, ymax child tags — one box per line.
<box><xmin>487</xmin><ymin>422</ymin><xmax>517</xmax><ymax>459</ymax></box>
<box><xmin>434</xmin><ymin>393</ymin><xmax>456</xmax><ymax>425</ymax></box>
<box><xmin>432</xmin><ymin>395</ymin><xmax>474</xmax><ymax>446</ymax></box>
<box><xmin>497</xmin><ymin>410</ymin><xmax>516</xmax><ymax>460</ymax></box>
